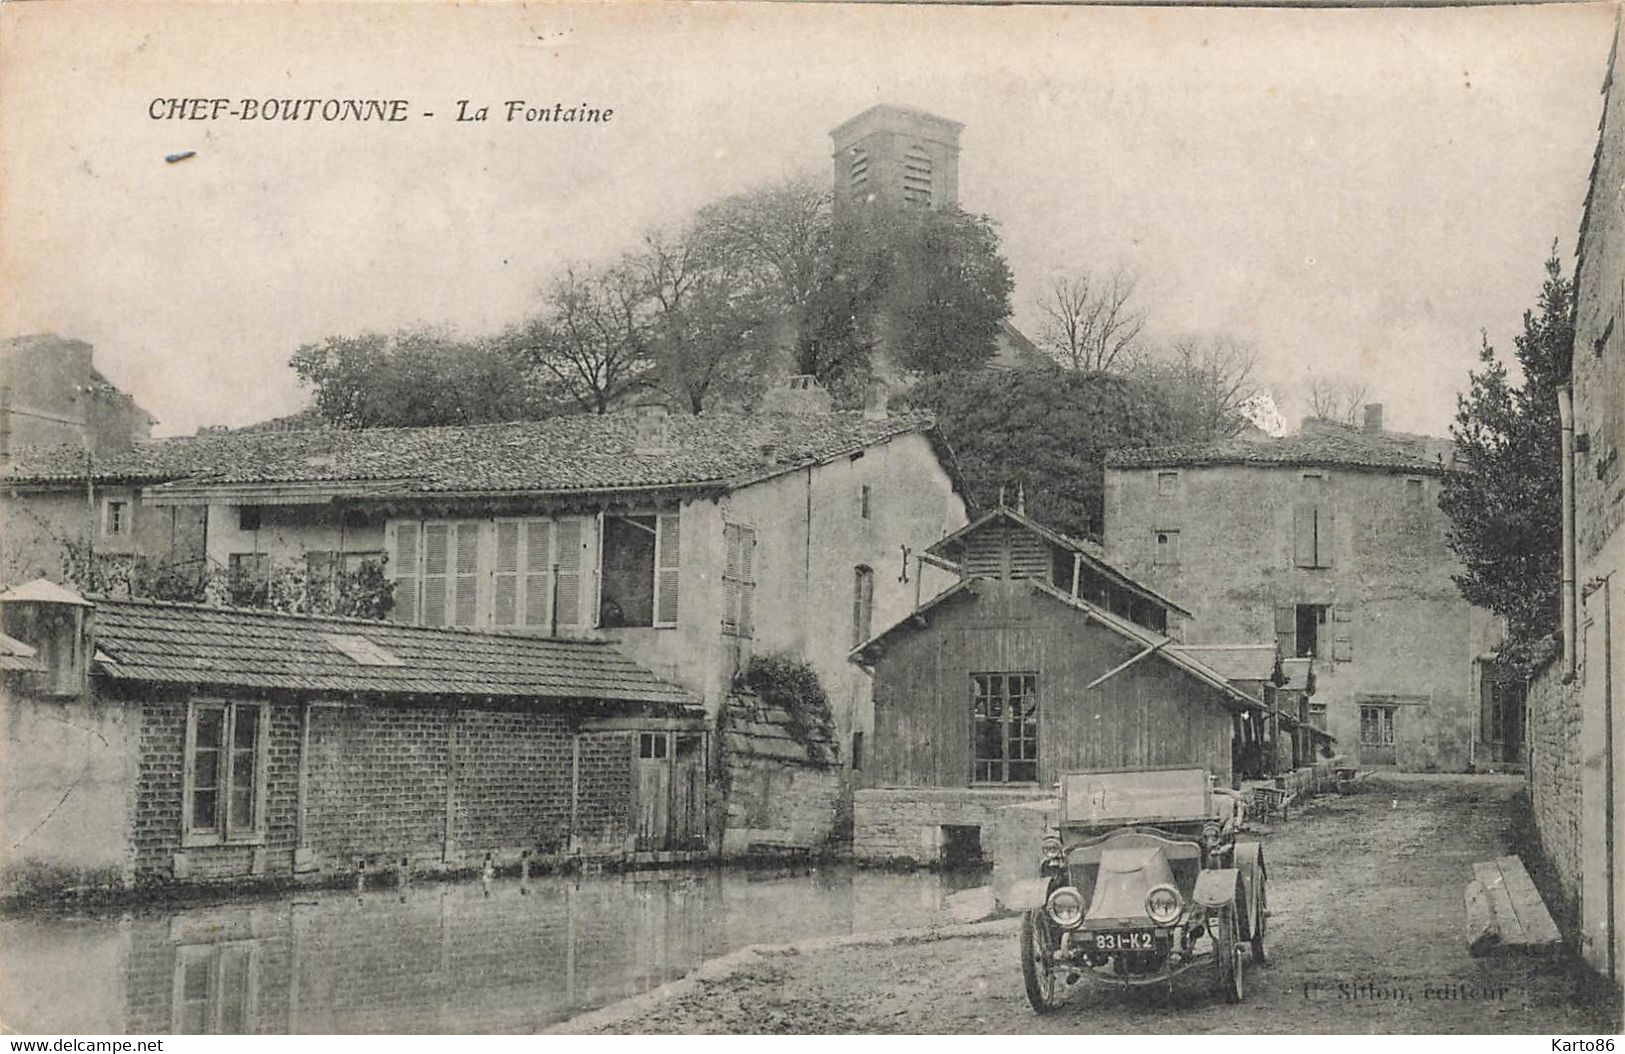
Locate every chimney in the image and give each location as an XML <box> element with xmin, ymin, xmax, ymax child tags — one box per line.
<box><xmin>632</xmin><ymin>404</ymin><xmax>670</xmax><ymax>455</ymax></box>
<box><xmin>1363</xmin><ymin>403</ymin><xmax>1384</xmax><ymax>434</ymax></box>
<box><xmin>862</xmin><ymin>383</ymin><xmax>890</xmax><ymax>421</ymax></box>
<box><xmin>760</xmin><ymin>375</ymin><xmax>833</xmax><ymax>415</ymax></box>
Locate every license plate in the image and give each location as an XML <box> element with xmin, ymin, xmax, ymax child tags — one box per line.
<box><xmin>1092</xmin><ymin>931</ymin><xmax>1154</xmax><ymax>951</ymax></box>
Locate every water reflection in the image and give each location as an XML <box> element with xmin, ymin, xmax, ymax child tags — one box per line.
<box><xmin>0</xmin><ymin>866</ymin><xmax>987</xmax><ymax>1034</ymax></box>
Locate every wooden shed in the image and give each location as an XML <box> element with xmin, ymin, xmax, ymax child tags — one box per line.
<box><xmin>849</xmin><ymin>506</ymin><xmax>1266</xmax><ymax>865</ymax></box>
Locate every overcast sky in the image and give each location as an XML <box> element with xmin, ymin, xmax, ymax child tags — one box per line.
<box><xmin>0</xmin><ymin>2</ymin><xmax>1613</xmax><ymax>438</ymax></box>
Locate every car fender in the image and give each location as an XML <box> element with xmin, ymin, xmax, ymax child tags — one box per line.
<box><xmin>1234</xmin><ymin>841</ymin><xmax>1266</xmax><ymax>939</ymax></box>
<box><xmin>1193</xmin><ymin>868</ymin><xmax>1240</xmax><ymax>910</ymax></box>
<box><xmin>1000</xmin><ymin>878</ymin><xmax>1052</xmax><ymax>912</ymax></box>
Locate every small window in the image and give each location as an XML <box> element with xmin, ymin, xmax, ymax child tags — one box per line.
<box><xmin>1359</xmin><ymin>704</ymin><xmax>1397</xmax><ymax>747</ymax></box>
<box><xmin>1153</xmin><ymin>529</ymin><xmax>1180</xmax><ymax>566</ymax></box>
<box><xmin>184</xmin><ymin>700</ymin><xmax>266</xmax><ymax>844</ymax></box>
<box><xmin>860</xmin><ymin>484</ymin><xmax>872</xmax><ymax>520</ymax></box>
<box><xmin>104</xmin><ymin>499</ymin><xmax>128</xmax><ymax>537</ymax></box>
<box><xmin>238</xmin><ymin>507</ymin><xmax>262</xmax><ymax>533</ymax></box>
<box><xmin>1295</xmin><ymin>604</ymin><xmax>1329</xmax><ymax>659</ymax></box>
<box><xmin>1156</xmin><ymin>471</ymin><xmax>1180</xmax><ymax>497</ymax></box>
<box><xmin>639</xmin><ymin>732</ymin><xmax>669</xmax><ymax>760</ymax></box>
<box><xmin>851</xmin><ymin>730</ymin><xmax>865</xmax><ymax>772</ymax></box>
<box><xmin>1306</xmin><ymin>701</ymin><xmax>1328</xmax><ymax>729</ymax></box>
<box><xmin>1405</xmin><ymin>477</ymin><xmax>1425</xmax><ymax>504</ymax></box>
<box><xmin>853</xmin><ymin>565</ymin><xmax>875</xmax><ymax>646</ymax></box>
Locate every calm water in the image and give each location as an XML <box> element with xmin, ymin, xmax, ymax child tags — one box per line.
<box><xmin>0</xmin><ymin>866</ymin><xmax>987</xmax><ymax>1034</ymax></box>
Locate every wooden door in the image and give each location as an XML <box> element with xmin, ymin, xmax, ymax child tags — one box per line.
<box><xmin>635</xmin><ymin>732</ymin><xmax>672</xmax><ymax>851</ymax></box>
<box><xmin>670</xmin><ymin>734</ymin><xmax>706</xmax><ymax>849</ymax></box>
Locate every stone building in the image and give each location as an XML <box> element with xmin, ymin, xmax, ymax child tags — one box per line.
<box><xmin>1534</xmin><ymin>12</ymin><xmax>1625</xmax><ymax>988</ymax></box>
<box><xmin>1104</xmin><ymin>411</ymin><xmax>1503</xmax><ymax>773</ymax></box>
<box><xmin>2</xmin><ymin>388</ymin><xmax>970</xmax><ymax>853</ymax></box>
<box><xmin>0</xmin><ymin>579</ymin><xmax>702</xmax><ymax>901</ymax></box>
<box><xmin>0</xmin><ymin>334</ymin><xmax>155</xmax><ymax>458</ymax></box>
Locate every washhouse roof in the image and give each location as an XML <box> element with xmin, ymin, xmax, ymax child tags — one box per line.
<box><xmin>83</xmin><ymin>596</ymin><xmax>697</xmax><ymax>708</ymax></box>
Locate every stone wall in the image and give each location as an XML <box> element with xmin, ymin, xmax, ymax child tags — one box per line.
<box><xmin>0</xmin><ymin>685</ymin><xmax>138</xmax><ymax>899</ymax></box>
<box><xmin>1104</xmin><ymin>461</ymin><xmax>1497</xmax><ymax>772</ymax></box>
<box><xmin>1525</xmin><ymin>656</ymin><xmax>1584</xmax><ymax>916</ymax></box>
<box><xmin>852</xmin><ymin>786</ymin><xmax>1052</xmax><ymax>865</ymax></box>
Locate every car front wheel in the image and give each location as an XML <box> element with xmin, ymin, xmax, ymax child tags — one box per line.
<box><xmin>1021</xmin><ymin>908</ymin><xmax>1065</xmax><ymax>1014</ymax></box>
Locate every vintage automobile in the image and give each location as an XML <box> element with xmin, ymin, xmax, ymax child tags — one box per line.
<box><xmin>1007</xmin><ymin>767</ymin><xmax>1267</xmax><ymax>1011</ymax></box>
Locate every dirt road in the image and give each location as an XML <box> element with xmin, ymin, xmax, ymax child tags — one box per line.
<box><xmin>579</xmin><ymin>776</ymin><xmax>1622</xmax><ymax>1034</ymax></box>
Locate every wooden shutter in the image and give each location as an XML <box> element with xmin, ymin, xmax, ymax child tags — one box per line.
<box><xmin>555</xmin><ymin>517</ymin><xmax>583</xmax><ymax>628</ymax></box>
<box><xmin>654</xmin><ymin>511</ymin><xmax>681</xmax><ymax>627</ymax></box>
<box><xmin>1274</xmin><ymin>604</ymin><xmax>1296</xmax><ymax>659</ymax></box>
<box><xmin>389</xmin><ymin>521</ymin><xmax>420</xmax><ymax>624</ymax></box>
<box><xmin>493</xmin><ymin>520</ymin><xmax>520</xmax><ymax>626</ymax></box>
<box><xmin>722</xmin><ymin>524</ymin><xmax>742</xmax><ymax>635</ymax></box>
<box><xmin>1293</xmin><ymin>505</ymin><xmax>1316</xmax><ymax>568</ymax></box>
<box><xmin>1332</xmin><ymin>605</ymin><xmax>1354</xmax><ymax>662</ymax></box>
<box><xmin>739</xmin><ymin>526</ymin><xmax>755</xmax><ymax>638</ymax></box>
<box><xmin>522</xmin><ymin>520</ymin><xmax>553</xmax><ymax>629</ymax></box>
<box><xmin>452</xmin><ymin>523</ymin><xmax>479</xmax><ymax>626</ymax></box>
<box><xmin>422</xmin><ymin>523</ymin><xmax>450</xmax><ymax>626</ymax></box>
<box><xmin>1317</xmin><ymin>506</ymin><xmax>1334</xmax><ymax>567</ymax></box>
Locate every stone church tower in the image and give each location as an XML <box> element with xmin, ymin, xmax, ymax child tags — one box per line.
<box><xmin>829</xmin><ymin>105</ymin><xmax>962</xmax><ymax>213</ymax></box>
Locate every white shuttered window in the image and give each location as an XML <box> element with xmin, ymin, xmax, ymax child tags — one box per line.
<box><xmin>722</xmin><ymin>522</ymin><xmax>756</xmax><ymax>637</ymax></box>
<box><xmin>654</xmin><ymin>511</ymin><xmax>681</xmax><ymax>627</ymax></box>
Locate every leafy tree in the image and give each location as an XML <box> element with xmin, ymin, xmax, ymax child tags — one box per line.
<box><xmin>689</xmin><ymin>177</ymin><xmax>1014</xmax><ymax>403</ymax></box>
<box><xmin>290</xmin><ymin>329</ymin><xmax>544</xmax><ymax>428</ymax></box>
<box><xmin>634</xmin><ymin>227</ymin><xmax>774</xmax><ymax>413</ymax></box>
<box><xmin>879</xmin><ymin>206</ymin><xmax>1014</xmax><ymax>376</ymax></box>
<box><xmin>898</xmin><ymin>368</ymin><xmax>1186</xmax><ymax>539</ymax></box>
<box><xmin>503</xmin><ymin>265</ymin><xmax>654</xmax><ymax>415</ymax></box>
<box><xmin>1439</xmin><ymin>251</ymin><xmax>1573</xmax><ymax>659</ymax></box>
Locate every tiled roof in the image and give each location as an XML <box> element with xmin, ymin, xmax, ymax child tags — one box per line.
<box><xmin>2</xmin><ymin>410</ymin><xmax>935</xmax><ymax>494</ymax></box>
<box><xmin>86</xmin><ymin>597</ymin><xmax>697</xmax><ymax>708</ymax></box>
<box><xmin>1106</xmin><ymin>421</ymin><xmax>1457</xmax><ymax>476</ymax></box>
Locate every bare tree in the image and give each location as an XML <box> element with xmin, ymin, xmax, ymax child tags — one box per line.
<box><xmin>1132</xmin><ymin>334</ymin><xmax>1261</xmax><ymax>440</ymax></box>
<box><xmin>1035</xmin><ymin>267</ymin><xmax>1147</xmax><ymax>372</ymax></box>
<box><xmin>1306</xmin><ymin>374</ymin><xmax>1371</xmax><ymax>425</ymax></box>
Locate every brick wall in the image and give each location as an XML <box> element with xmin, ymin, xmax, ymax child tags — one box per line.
<box><xmin>575</xmin><ymin>730</ymin><xmax>633</xmax><ymax>853</ymax></box>
<box><xmin>1525</xmin><ymin>656</ymin><xmax>1584</xmax><ymax>919</ymax></box>
<box><xmin>128</xmin><ymin>691</ymin><xmax>639</xmax><ymax>888</ymax></box>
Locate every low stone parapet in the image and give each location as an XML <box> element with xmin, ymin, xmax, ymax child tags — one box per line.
<box><xmin>853</xmin><ymin>787</ymin><xmax>1052</xmax><ymax>866</ymax></box>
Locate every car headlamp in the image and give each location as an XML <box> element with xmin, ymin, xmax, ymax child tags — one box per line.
<box><xmin>1201</xmin><ymin>822</ymin><xmax>1223</xmax><ymax>849</ymax></box>
<box><xmin>1041</xmin><ymin>836</ymin><xmax>1064</xmax><ymax>862</ymax></box>
<box><xmin>1045</xmin><ymin>886</ymin><xmax>1086</xmax><ymax>929</ymax></box>
<box><xmin>1144</xmin><ymin>883</ymin><xmax>1183</xmax><ymax>925</ymax></box>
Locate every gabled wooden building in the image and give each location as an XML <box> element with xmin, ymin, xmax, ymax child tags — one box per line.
<box><xmin>849</xmin><ymin>506</ymin><xmax>1267</xmax><ymax>865</ymax></box>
